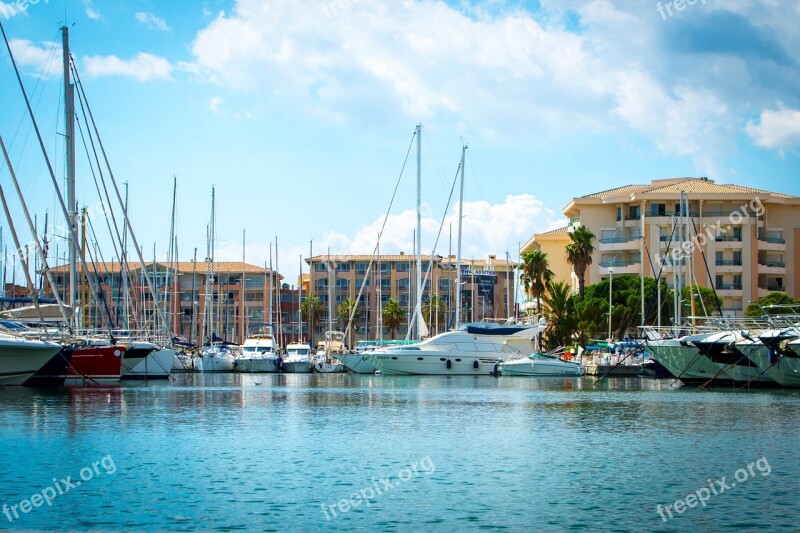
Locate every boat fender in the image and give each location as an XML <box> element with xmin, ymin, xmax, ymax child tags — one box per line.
<box><xmin>473</xmin><ymin>360</ymin><xmax>479</xmax><ymax>370</ymax></box>
<box><xmin>446</xmin><ymin>359</ymin><xmax>452</xmax><ymax>369</ymax></box>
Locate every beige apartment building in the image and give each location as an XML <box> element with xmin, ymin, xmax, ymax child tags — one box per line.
<box><xmin>524</xmin><ymin>177</ymin><xmax>800</xmax><ymax>316</ymax></box>
<box><xmin>306</xmin><ymin>253</ymin><xmax>518</xmax><ymax>339</ymax></box>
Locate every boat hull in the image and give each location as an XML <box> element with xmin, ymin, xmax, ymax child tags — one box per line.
<box><xmin>370</xmin><ymin>352</ymin><xmax>502</xmax><ymax>376</ymax></box>
<box><xmin>122</xmin><ymin>349</ymin><xmax>175</xmax><ymax>380</ymax></box>
<box><xmin>341</xmin><ymin>353</ymin><xmax>375</xmax><ymax>374</ymax></box>
<box><xmin>282</xmin><ymin>360</ymin><xmax>313</xmax><ymax>373</ymax></box>
<box><xmin>65</xmin><ymin>345</ymin><xmax>125</xmax><ymax>384</ymax></box>
<box><xmin>23</xmin><ymin>347</ymin><xmax>73</xmax><ymax>387</ymax></box>
<box><xmin>237</xmin><ymin>357</ymin><xmax>280</xmax><ymax>373</ymax></box>
<box><xmin>0</xmin><ymin>337</ymin><xmax>63</xmax><ymax>386</ymax></box>
<box><xmin>197</xmin><ymin>354</ymin><xmax>237</xmax><ymax>373</ymax></box>
<box><xmin>500</xmin><ymin>358</ymin><xmax>584</xmax><ymax>376</ymax></box>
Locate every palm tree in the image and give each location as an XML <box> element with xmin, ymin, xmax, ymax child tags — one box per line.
<box><xmin>541</xmin><ymin>281</ymin><xmax>575</xmax><ymax>350</ymax></box>
<box><xmin>423</xmin><ymin>295</ymin><xmax>447</xmax><ymax>334</ymax></box>
<box><xmin>382</xmin><ymin>298</ymin><xmax>404</xmax><ymax>340</ymax></box>
<box><xmin>519</xmin><ymin>249</ymin><xmax>553</xmax><ymax>313</ymax></box>
<box><xmin>301</xmin><ymin>293</ymin><xmax>324</xmax><ymax>346</ymax></box>
<box><xmin>337</xmin><ymin>298</ymin><xmax>362</xmax><ymax>348</ymax></box>
<box><xmin>565</xmin><ymin>226</ymin><xmax>595</xmax><ymax>298</ymax></box>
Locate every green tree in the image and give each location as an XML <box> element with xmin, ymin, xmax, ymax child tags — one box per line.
<box><xmin>382</xmin><ymin>298</ymin><xmax>404</xmax><ymax>340</ymax></box>
<box><xmin>301</xmin><ymin>293</ymin><xmax>324</xmax><ymax>345</ymax></box>
<box><xmin>423</xmin><ymin>295</ymin><xmax>447</xmax><ymax>335</ymax></box>
<box><xmin>745</xmin><ymin>292</ymin><xmax>800</xmax><ymax>317</ymax></box>
<box><xmin>541</xmin><ymin>281</ymin><xmax>575</xmax><ymax>350</ymax></box>
<box><xmin>337</xmin><ymin>298</ymin><xmax>362</xmax><ymax>348</ymax></box>
<box><xmin>573</xmin><ymin>296</ymin><xmax>607</xmax><ymax>346</ymax></box>
<box><xmin>519</xmin><ymin>249</ymin><xmax>553</xmax><ymax>312</ymax></box>
<box><xmin>565</xmin><ymin>226</ymin><xmax>595</xmax><ymax>299</ymax></box>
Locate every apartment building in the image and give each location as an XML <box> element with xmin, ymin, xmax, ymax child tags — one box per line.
<box><xmin>48</xmin><ymin>261</ymin><xmax>286</xmax><ymax>344</ymax></box>
<box><xmin>524</xmin><ymin>177</ymin><xmax>800</xmax><ymax>316</ymax></box>
<box><xmin>305</xmin><ymin>253</ymin><xmax>518</xmax><ymax>340</ymax></box>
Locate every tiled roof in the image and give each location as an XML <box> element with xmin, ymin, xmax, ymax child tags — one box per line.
<box><xmin>641</xmin><ymin>180</ymin><xmax>798</xmax><ymax>199</ymax></box>
<box><xmin>537</xmin><ymin>226</ymin><xmax>571</xmax><ymax>236</ymax></box>
<box><xmin>307</xmin><ymin>255</ymin><xmax>517</xmax><ymax>267</ymax></box>
<box><xmin>307</xmin><ymin>255</ymin><xmax>437</xmax><ymax>262</ymax></box>
<box><xmin>50</xmin><ymin>261</ymin><xmax>274</xmax><ymax>275</ymax></box>
<box><xmin>581</xmin><ymin>184</ymin><xmax>652</xmax><ymax>199</ymax></box>
<box><xmin>581</xmin><ymin>178</ymin><xmax>798</xmax><ymax>200</ymax></box>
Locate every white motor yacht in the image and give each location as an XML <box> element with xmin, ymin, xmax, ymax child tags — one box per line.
<box><xmin>500</xmin><ymin>353</ymin><xmax>584</xmax><ymax>376</ymax></box>
<box><xmin>369</xmin><ymin>322</ymin><xmax>544</xmax><ymax>376</ymax></box>
<box><xmin>0</xmin><ymin>332</ymin><xmax>63</xmax><ymax>386</ymax></box>
<box><xmin>283</xmin><ymin>342</ymin><xmax>313</xmax><ymax>373</ymax></box>
<box><xmin>237</xmin><ymin>325</ymin><xmax>281</xmax><ymax>373</ymax></box>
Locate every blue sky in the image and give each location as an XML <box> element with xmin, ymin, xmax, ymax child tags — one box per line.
<box><xmin>0</xmin><ymin>0</ymin><xmax>798</xmax><ymax>284</ymax></box>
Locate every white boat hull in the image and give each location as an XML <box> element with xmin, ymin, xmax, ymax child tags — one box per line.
<box><xmin>197</xmin><ymin>354</ymin><xmax>237</xmax><ymax>373</ymax></box>
<box><xmin>341</xmin><ymin>353</ymin><xmax>375</xmax><ymax>374</ymax></box>
<box><xmin>123</xmin><ymin>349</ymin><xmax>175</xmax><ymax>379</ymax></box>
<box><xmin>370</xmin><ymin>351</ymin><xmax>502</xmax><ymax>376</ymax></box>
<box><xmin>0</xmin><ymin>337</ymin><xmax>62</xmax><ymax>386</ymax></box>
<box><xmin>237</xmin><ymin>357</ymin><xmax>280</xmax><ymax>373</ymax></box>
<box><xmin>282</xmin><ymin>359</ymin><xmax>313</xmax><ymax>373</ymax></box>
<box><xmin>500</xmin><ymin>357</ymin><xmax>584</xmax><ymax>376</ymax></box>
<box><xmin>172</xmin><ymin>352</ymin><xmax>197</xmax><ymax>372</ymax></box>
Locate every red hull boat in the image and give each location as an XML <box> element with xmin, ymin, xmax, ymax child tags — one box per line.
<box><xmin>65</xmin><ymin>345</ymin><xmax>125</xmax><ymax>384</ymax></box>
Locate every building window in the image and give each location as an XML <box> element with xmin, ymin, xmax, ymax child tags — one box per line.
<box><xmin>651</xmin><ymin>203</ymin><xmax>666</xmax><ymax>216</ymax></box>
<box><xmin>396</xmin><ymin>262</ymin><xmax>410</xmax><ymax>272</ymax></box>
<box><xmin>336</xmin><ymin>263</ymin><xmax>350</xmax><ymax>272</ymax></box>
<box><xmin>628</xmin><ymin>205</ymin><xmax>640</xmax><ymax>220</ymax></box>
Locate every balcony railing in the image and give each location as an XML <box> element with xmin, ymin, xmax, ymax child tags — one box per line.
<box><xmin>701</xmin><ymin>210</ymin><xmax>735</xmax><ymax>217</ymax></box>
<box><xmin>649</xmin><ymin>210</ymin><xmax>701</xmax><ymax>217</ymax></box>
<box><xmin>600</xmin><ymin>260</ymin><xmax>640</xmax><ymax>268</ymax></box>
<box><xmin>716</xmin><ymin>284</ymin><xmax>742</xmax><ymax>291</ymax></box>
<box><xmin>625</xmin><ymin>214</ymin><xmax>641</xmax><ymax>221</ymax></box>
<box><xmin>715</xmin><ymin>260</ymin><xmax>742</xmax><ymax>266</ymax></box>
<box><xmin>762</xmin><ymin>285</ymin><xmax>786</xmax><ymax>292</ymax></box>
<box><xmin>759</xmin><ymin>237</ymin><xmax>785</xmax><ymax>244</ymax></box>
<box><xmin>600</xmin><ymin>237</ymin><xmax>640</xmax><ymax>244</ymax></box>
<box><xmin>715</xmin><ymin>235</ymin><xmax>741</xmax><ymax>242</ymax></box>
<box><xmin>759</xmin><ymin>261</ymin><xmax>785</xmax><ymax>268</ymax></box>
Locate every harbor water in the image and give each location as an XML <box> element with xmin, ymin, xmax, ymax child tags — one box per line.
<box><xmin>1</xmin><ymin>375</ymin><xmax>798</xmax><ymax>531</ymax></box>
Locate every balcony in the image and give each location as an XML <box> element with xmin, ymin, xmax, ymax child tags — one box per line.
<box><xmin>758</xmin><ymin>237</ymin><xmax>786</xmax><ymax>251</ymax></box>
<box><xmin>599</xmin><ymin>260</ymin><xmax>641</xmax><ymax>275</ymax></box>
<box><xmin>715</xmin><ymin>260</ymin><xmax>743</xmax><ymax>273</ymax></box>
<box><xmin>715</xmin><ymin>284</ymin><xmax>743</xmax><ymax>298</ymax></box>
<box><xmin>714</xmin><ymin>235</ymin><xmax>743</xmax><ymax>249</ymax></box>
<box><xmin>599</xmin><ymin>236</ymin><xmax>641</xmax><ymax>252</ymax></box>
<box><xmin>758</xmin><ymin>285</ymin><xmax>786</xmax><ymax>298</ymax></box>
<box><xmin>758</xmin><ymin>261</ymin><xmax>786</xmax><ymax>275</ymax></box>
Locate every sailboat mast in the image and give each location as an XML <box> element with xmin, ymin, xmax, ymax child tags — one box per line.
<box><xmin>455</xmin><ymin>143</ymin><xmax>465</xmax><ymax>327</ymax></box>
<box><xmin>298</xmin><ymin>254</ymin><xmax>303</xmax><ymax>342</ymax></box>
<box><xmin>415</xmin><ymin>123</ymin><xmax>422</xmax><ymax>340</ymax></box>
<box><xmin>62</xmin><ymin>26</ymin><xmax>77</xmax><ymax>320</ymax></box>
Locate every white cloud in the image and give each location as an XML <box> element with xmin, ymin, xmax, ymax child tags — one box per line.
<box><xmin>84</xmin><ymin>0</ymin><xmax>100</xmax><ymax>20</ymax></box>
<box><xmin>7</xmin><ymin>39</ymin><xmax>61</xmax><ymax>77</ymax></box>
<box><xmin>83</xmin><ymin>52</ymin><xmax>173</xmax><ymax>81</ymax></box>
<box><xmin>208</xmin><ymin>97</ymin><xmax>223</xmax><ymax>112</ymax></box>
<box><xmin>135</xmin><ymin>11</ymin><xmax>171</xmax><ymax>31</ymax></box>
<box><xmin>746</xmin><ymin>107</ymin><xmax>800</xmax><ymax>153</ymax></box>
<box><xmin>213</xmin><ymin>194</ymin><xmax>561</xmax><ymax>286</ymax></box>
<box><xmin>183</xmin><ymin>0</ymin><xmax>761</xmax><ymax>171</ymax></box>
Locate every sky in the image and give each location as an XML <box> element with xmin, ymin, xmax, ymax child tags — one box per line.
<box><xmin>0</xmin><ymin>0</ymin><xmax>798</xmax><ymax>286</ymax></box>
